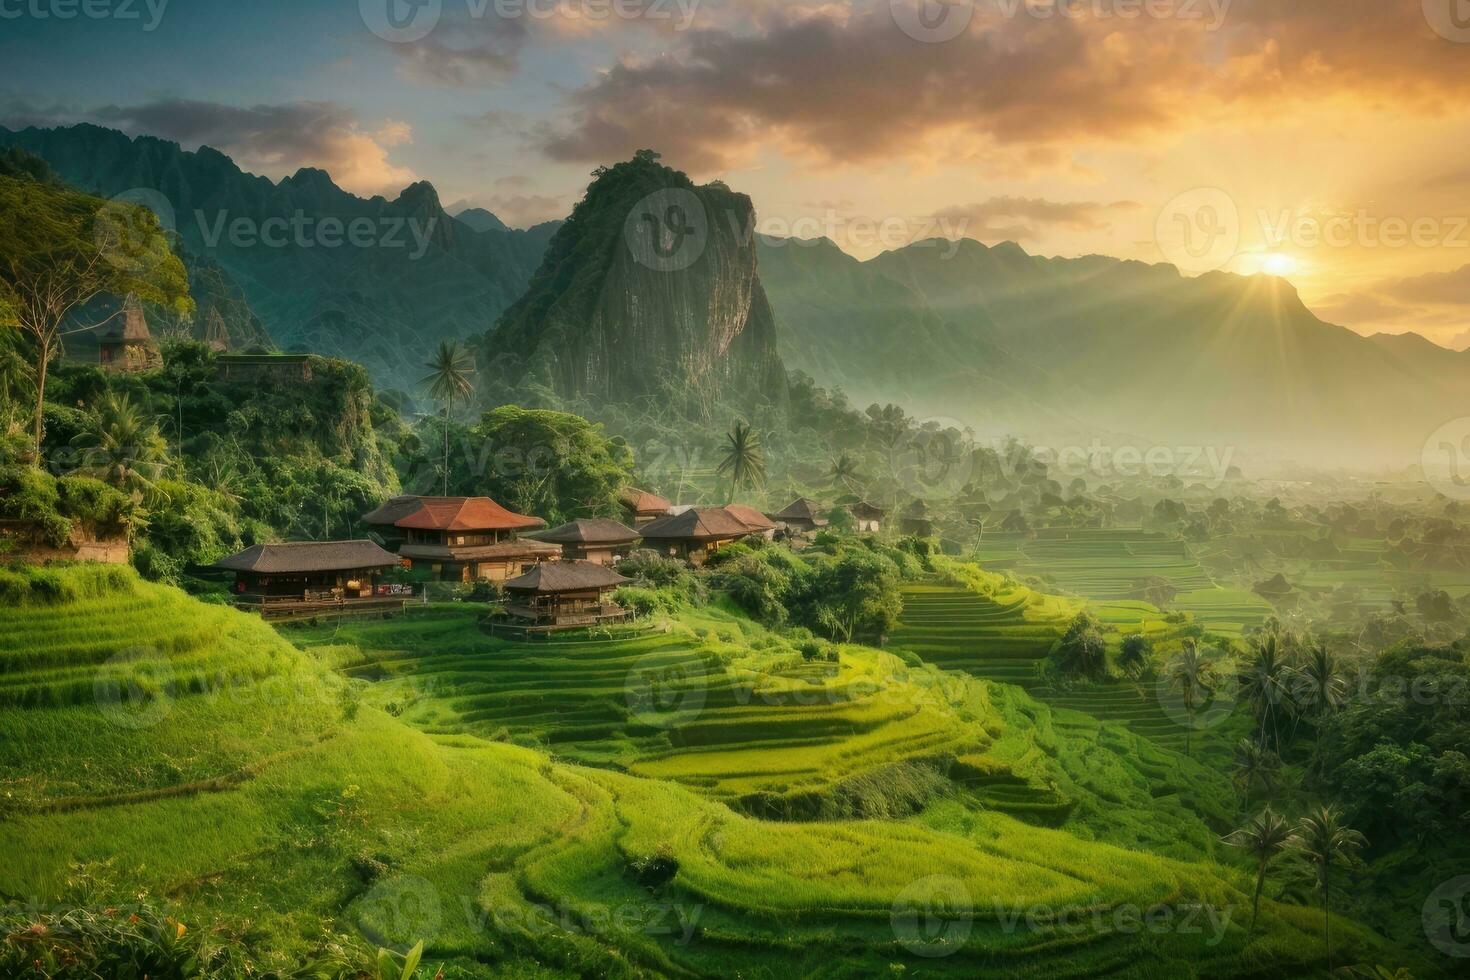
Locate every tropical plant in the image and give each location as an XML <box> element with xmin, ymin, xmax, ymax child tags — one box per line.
<box><xmin>1287</xmin><ymin>804</ymin><xmax>1367</xmax><ymax>971</ymax></box>
<box><xmin>1119</xmin><ymin>633</ymin><xmax>1153</xmax><ymax>680</ymax></box>
<box><xmin>1223</xmin><ymin>806</ymin><xmax>1292</xmax><ymax>939</ymax></box>
<box><xmin>1165</xmin><ymin>639</ymin><xmax>1216</xmax><ymax>758</ymax></box>
<box><xmin>69</xmin><ymin>391</ymin><xmax>172</xmax><ymax>499</ymax></box>
<box><xmin>828</xmin><ymin>452</ymin><xmax>862</xmax><ymax>493</ymax></box>
<box><xmin>1232</xmin><ymin>736</ymin><xmax>1281</xmax><ymax>810</ymax></box>
<box><xmin>421</xmin><ymin>340</ymin><xmax>475</xmax><ymax>496</ymax></box>
<box><xmin>1239</xmin><ymin>631</ymin><xmax>1297</xmax><ymax>752</ymax></box>
<box><xmin>717</xmin><ymin>420</ymin><xmax>765</xmax><ymax>503</ymax></box>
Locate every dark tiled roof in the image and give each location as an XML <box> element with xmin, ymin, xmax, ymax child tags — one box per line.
<box><xmin>398</xmin><ymin>539</ymin><xmax>561</xmax><ymax>561</ymax></box>
<box><xmin>638</xmin><ymin>507</ymin><xmax>753</xmax><ymax>541</ymax></box>
<box><xmin>774</xmin><ymin>498</ymin><xmax>827</xmax><ymax>522</ymax></box>
<box><xmin>361</xmin><ymin>496</ymin><xmax>545</xmax><ymax>531</ymax></box>
<box><xmin>723</xmin><ymin>504</ymin><xmax>776</xmax><ymax>532</ymax></box>
<box><xmin>849</xmin><ymin>501</ymin><xmax>886</xmax><ymax>519</ymax></box>
<box><xmin>215</xmin><ymin>540</ymin><xmax>398</xmax><ymax>573</ymax></box>
<box><xmin>532</xmin><ymin>518</ymin><xmax>641</xmax><ymax>545</ymax></box>
<box><xmin>618</xmin><ymin>488</ymin><xmax>672</xmax><ymax>515</ymax></box>
<box><xmin>503</xmin><ymin>560</ymin><xmax>630</xmax><ymax>593</ymax></box>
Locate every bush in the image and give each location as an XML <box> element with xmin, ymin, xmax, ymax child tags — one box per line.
<box><xmin>612</xmin><ymin>585</ymin><xmax>675</xmax><ymax>617</ymax></box>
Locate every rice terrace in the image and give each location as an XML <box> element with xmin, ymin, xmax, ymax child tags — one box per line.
<box><xmin>4</xmin><ymin>2</ymin><xmax>1470</xmax><ymax>977</ymax></box>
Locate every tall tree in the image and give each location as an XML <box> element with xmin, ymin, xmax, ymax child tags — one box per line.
<box><xmin>717</xmin><ymin>420</ymin><xmax>765</xmax><ymax>504</ymax></box>
<box><xmin>828</xmin><ymin>452</ymin><xmax>862</xmax><ymax>493</ymax></box>
<box><xmin>1165</xmin><ymin>639</ymin><xmax>1216</xmax><ymax>758</ymax></box>
<box><xmin>421</xmin><ymin>340</ymin><xmax>475</xmax><ymax>497</ymax></box>
<box><xmin>1232</xmin><ymin>737</ymin><xmax>1281</xmax><ymax>810</ymax></box>
<box><xmin>1239</xmin><ymin>631</ymin><xmax>1298</xmax><ymax>752</ymax></box>
<box><xmin>1287</xmin><ymin>804</ymin><xmax>1367</xmax><ymax>971</ymax></box>
<box><xmin>69</xmin><ymin>391</ymin><xmax>172</xmax><ymax>499</ymax></box>
<box><xmin>0</xmin><ymin>177</ymin><xmax>190</xmax><ymax>458</ymax></box>
<box><xmin>1223</xmin><ymin>806</ymin><xmax>1292</xmax><ymax>940</ymax></box>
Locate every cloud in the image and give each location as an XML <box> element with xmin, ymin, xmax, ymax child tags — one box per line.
<box><xmin>88</xmin><ymin>99</ymin><xmax>418</xmax><ymax>196</ymax></box>
<box><xmin>931</xmin><ymin>196</ymin><xmax>1142</xmax><ymax>242</ymax></box>
<box><xmin>477</xmin><ymin>192</ymin><xmax>566</xmax><ymax>228</ymax></box>
<box><xmin>536</xmin><ymin>1</ymin><xmax>1470</xmax><ymax>174</ymax></box>
<box><xmin>1312</xmin><ymin>291</ymin><xmax>1418</xmax><ymax>326</ymax></box>
<box><xmin>386</xmin><ymin>15</ymin><xmax>531</xmax><ymax>86</ymax></box>
<box><xmin>1382</xmin><ymin>263</ymin><xmax>1470</xmax><ymax>306</ymax></box>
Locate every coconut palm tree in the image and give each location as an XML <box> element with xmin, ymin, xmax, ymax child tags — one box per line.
<box><xmin>69</xmin><ymin>391</ymin><xmax>171</xmax><ymax>499</ymax></box>
<box><xmin>1295</xmin><ymin>641</ymin><xmax>1349</xmax><ymax>776</ymax></box>
<box><xmin>1232</xmin><ymin>736</ymin><xmax>1281</xmax><ymax>810</ymax></box>
<box><xmin>1287</xmin><ymin>804</ymin><xmax>1367</xmax><ymax>971</ymax></box>
<box><xmin>828</xmin><ymin>452</ymin><xmax>862</xmax><ymax>494</ymax></box>
<box><xmin>1223</xmin><ymin>806</ymin><xmax>1292</xmax><ymax>940</ymax></box>
<box><xmin>1239</xmin><ymin>631</ymin><xmax>1297</xmax><ymax>752</ymax></box>
<box><xmin>717</xmin><ymin>420</ymin><xmax>765</xmax><ymax>503</ymax></box>
<box><xmin>421</xmin><ymin>341</ymin><xmax>475</xmax><ymax>496</ymax></box>
<box><xmin>1166</xmin><ymin>639</ymin><xmax>1215</xmax><ymax>758</ymax></box>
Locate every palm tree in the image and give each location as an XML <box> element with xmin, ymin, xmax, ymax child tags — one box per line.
<box><xmin>828</xmin><ymin>453</ymin><xmax>862</xmax><ymax>494</ymax></box>
<box><xmin>421</xmin><ymin>341</ymin><xmax>475</xmax><ymax>496</ymax></box>
<box><xmin>1296</xmin><ymin>641</ymin><xmax>1349</xmax><ymax>776</ymax></box>
<box><xmin>1165</xmin><ymin>639</ymin><xmax>1215</xmax><ymax>757</ymax></box>
<box><xmin>716</xmin><ymin>420</ymin><xmax>765</xmax><ymax>503</ymax></box>
<box><xmin>69</xmin><ymin>391</ymin><xmax>171</xmax><ymax>498</ymax></box>
<box><xmin>1287</xmin><ymin>804</ymin><xmax>1367</xmax><ymax>971</ymax></box>
<box><xmin>1232</xmin><ymin>737</ymin><xmax>1281</xmax><ymax>810</ymax></box>
<box><xmin>1239</xmin><ymin>632</ymin><xmax>1297</xmax><ymax>752</ymax></box>
<box><xmin>1223</xmin><ymin>806</ymin><xmax>1292</xmax><ymax>939</ymax></box>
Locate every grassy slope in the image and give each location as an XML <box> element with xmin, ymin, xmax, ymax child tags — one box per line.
<box><xmin>0</xmin><ymin>566</ymin><xmax>1378</xmax><ymax>976</ymax></box>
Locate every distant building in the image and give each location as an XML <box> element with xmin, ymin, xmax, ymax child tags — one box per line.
<box><xmin>618</xmin><ymin>488</ymin><xmax>672</xmax><ymax>528</ymax></box>
<box><xmin>216</xmin><ymin>353</ymin><xmax>313</xmax><ymax>384</ymax></box>
<box><xmin>900</xmin><ymin>500</ymin><xmax>934</xmax><ymax>537</ymax></box>
<box><xmin>202</xmin><ymin>309</ymin><xmax>231</xmax><ymax>353</ymax></box>
<box><xmin>723</xmin><ymin>503</ymin><xmax>777</xmax><ymax>540</ymax></box>
<box><xmin>499</xmin><ymin>559</ymin><xmax>632</xmax><ymax>634</ymax></box>
<box><xmin>773</xmin><ymin>497</ymin><xmax>829</xmax><ymax>533</ymax></box>
<box><xmin>362</xmin><ymin>495</ymin><xmax>559</xmax><ymax>582</ymax></box>
<box><xmin>848</xmin><ymin>501</ymin><xmax>886</xmax><ymax>534</ymax></box>
<box><xmin>98</xmin><ymin>295</ymin><xmax>161</xmax><ymax>373</ymax></box>
<box><xmin>637</xmin><ymin>506</ymin><xmax>757</xmax><ymax>565</ymax></box>
<box><xmin>531</xmin><ymin>518</ymin><xmax>641</xmax><ymax>565</ymax></box>
<box><xmin>216</xmin><ymin>540</ymin><xmax>408</xmax><ymax>620</ymax></box>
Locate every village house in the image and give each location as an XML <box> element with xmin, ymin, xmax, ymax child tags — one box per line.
<box><xmin>216</xmin><ymin>540</ymin><xmax>408</xmax><ymax>621</ymax></box>
<box><xmin>772</xmin><ymin>497</ymin><xmax>829</xmax><ymax>533</ymax></box>
<box><xmin>636</xmin><ymin>506</ymin><xmax>757</xmax><ymax>565</ymax></box>
<box><xmin>362</xmin><ymin>495</ymin><xmax>559</xmax><ymax>582</ymax></box>
<box><xmin>618</xmin><ymin>488</ymin><xmax>672</xmax><ymax>528</ymax></box>
<box><xmin>530</xmin><ymin>518</ymin><xmax>641</xmax><ymax>565</ymax></box>
<box><xmin>900</xmin><ymin>500</ymin><xmax>935</xmax><ymax>537</ymax></box>
<box><xmin>497</xmin><ymin>559</ymin><xmax>632</xmax><ymax>635</ymax></box>
<box><xmin>723</xmin><ymin>503</ymin><xmax>777</xmax><ymax>540</ymax></box>
<box><xmin>98</xmin><ymin>295</ymin><xmax>162</xmax><ymax>373</ymax></box>
<box><xmin>848</xmin><ymin>501</ymin><xmax>886</xmax><ymax>534</ymax></box>
<box><xmin>216</xmin><ymin>352</ymin><xmax>314</xmax><ymax>384</ymax></box>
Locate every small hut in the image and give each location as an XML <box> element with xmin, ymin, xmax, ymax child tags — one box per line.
<box><xmin>848</xmin><ymin>501</ymin><xmax>886</xmax><ymax>533</ymax></box>
<box><xmin>99</xmin><ymin>295</ymin><xmax>161</xmax><ymax>373</ymax></box>
<box><xmin>773</xmin><ymin>497</ymin><xmax>829</xmax><ymax>533</ymax></box>
<box><xmin>900</xmin><ymin>500</ymin><xmax>934</xmax><ymax>537</ymax></box>
<box><xmin>501</xmin><ymin>560</ymin><xmax>631</xmax><ymax>632</ymax></box>
<box><xmin>216</xmin><ymin>540</ymin><xmax>407</xmax><ymax>619</ymax></box>
<box><xmin>637</xmin><ymin>507</ymin><xmax>755</xmax><ymax>565</ymax></box>
<box><xmin>531</xmin><ymin>518</ymin><xmax>641</xmax><ymax>565</ymax></box>
<box><xmin>618</xmin><ymin>488</ymin><xmax>672</xmax><ymax>528</ymax></box>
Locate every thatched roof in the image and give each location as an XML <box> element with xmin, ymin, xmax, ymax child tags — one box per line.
<box><xmin>618</xmin><ymin>488</ymin><xmax>672</xmax><ymax>516</ymax></box>
<box><xmin>216</xmin><ymin>540</ymin><xmax>398</xmax><ymax>573</ymax></box>
<box><xmin>723</xmin><ymin>504</ymin><xmax>776</xmax><ymax>532</ymax></box>
<box><xmin>362</xmin><ymin>496</ymin><xmax>545</xmax><ymax>531</ymax></box>
<box><xmin>639</xmin><ymin>507</ymin><xmax>753</xmax><ymax>541</ymax></box>
<box><xmin>774</xmin><ymin>498</ymin><xmax>827</xmax><ymax>522</ymax></box>
<box><xmin>103</xmin><ymin>295</ymin><xmax>153</xmax><ymax>343</ymax></box>
<box><xmin>849</xmin><ymin>500</ymin><xmax>886</xmax><ymax>519</ymax></box>
<box><xmin>532</xmin><ymin>518</ymin><xmax>641</xmax><ymax>545</ymax></box>
<box><xmin>503</xmin><ymin>560</ymin><xmax>630</xmax><ymax>593</ymax></box>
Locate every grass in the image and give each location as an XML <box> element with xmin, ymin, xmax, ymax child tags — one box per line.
<box><xmin>0</xmin><ymin>565</ymin><xmax>1386</xmax><ymax>976</ymax></box>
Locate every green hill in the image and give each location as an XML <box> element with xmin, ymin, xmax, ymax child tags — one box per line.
<box><xmin>0</xmin><ymin>565</ymin><xmax>1378</xmax><ymax>975</ymax></box>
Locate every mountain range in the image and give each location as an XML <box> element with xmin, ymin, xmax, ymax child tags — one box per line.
<box><xmin>6</xmin><ymin>124</ymin><xmax>1467</xmax><ymax>465</ymax></box>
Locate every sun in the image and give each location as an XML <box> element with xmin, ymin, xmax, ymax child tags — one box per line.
<box><xmin>1261</xmin><ymin>253</ymin><xmax>1298</xmax><ymax>277</ymax></box>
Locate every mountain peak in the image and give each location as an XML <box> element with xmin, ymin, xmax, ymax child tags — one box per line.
<box><xmin>455</xmin><ymin>207</ymin><xmax>510</xmax><ymax>233</ymax></box>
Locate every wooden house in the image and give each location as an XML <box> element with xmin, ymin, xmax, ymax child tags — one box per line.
<box><xmin>216</xmin><ymin>353</ymin><xmax>314</xmax><ymax>383</ymax></box>
<box><xmin>362</xmin><ymin>495</ymin><xmax>559</xmax><ymax>582</ymax></box>
<box><xmin>98</xmin><ymin>295</ymin><xmax>161</xmax><ymax>373</ymax></box>
<box><xmin>900</xmin><ymin>500</ymin><xmax>935</xmax><ymax>537</ymax></box>
<box><xmin>530</xmin><ymin>518</ymin><xmax>641</xmax><ymax>565</ymax></box>
<box><xmin>637</xmin><ymin>506</ymin><xmax>756</xmax><ymax>565</ymax></box>
<box><xmin>499</xmin><ymin>560</ymin><xmax>632</xmax><ymax>634</ymax></box>
<box><xmin>216</xmin><ymin>540</ymin><xmax>408</xmax><ymax>620</ymax></box>
<box><xmin>618</xmin><ymin>488</ymin><xmax>673</xmax><ymax>528</ymax></box>
<box><xmin>723</xmin><ymin>504</ymin><xmax>777</xmax><ymax>540</ymax></box>
<box><xmin>773</xmin><ymin>497</ymin><xmax>829</xmax><ymax>533</ymax></box>
<box><xmin>848</xmin><ymin>501</ymin><xmax>886</xmax><ymax>533</ymax></box>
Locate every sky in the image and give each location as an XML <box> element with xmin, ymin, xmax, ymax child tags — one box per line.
<box><xmin>2</xmin><ymin>0</ymin><xmax>1469</xmax><ymax>346</ymax></box>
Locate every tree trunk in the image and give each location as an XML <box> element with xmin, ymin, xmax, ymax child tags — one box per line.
<box><xmin>32</xmin><ymin>337</ymin><xmax>49</xmax><ymax>458</ymax></box>
<box><xmin>442</xmin><ymin>404</ymin><xmax>450</xmax><ymax>497</ymax></box>
<box><xmin>1249</xmin><ymin>862</ymin><xmax>1265</xmax><ymax>939</ymax></box>
<box><xmin>1322</xmin><ymin>868</ymin><xmax>1331</xmax><ymax>971</ymax></box>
